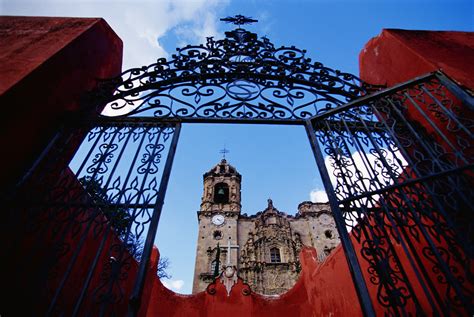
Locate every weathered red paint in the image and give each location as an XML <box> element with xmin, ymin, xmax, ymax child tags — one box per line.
<box><xmin>4</xmin><ymin>166</ymin><xmax>158</xmax><ymax>315</ymax></box>
<box><xmin>359</xmin><ymin>29</ymin><xmax>474</xmax><ymax>90</ymax></box>
<box><xmin>360</xmin><ymin>30</ymin><xmax>474</xmax><ymax>190</ymax></box>
<box><xmin>360</xmin><ymin>29</ymin><xmax>474</xmax><ymax>170</ymax></box>
<box><xmin>359</xmin><ymin>32</ymin><xmax>473</xmax><ymax>316</ymax></box>
<box><xmin>0</xmin><ymin>16</ymin><xmax>123</xmax><ymax>193</ymax></box>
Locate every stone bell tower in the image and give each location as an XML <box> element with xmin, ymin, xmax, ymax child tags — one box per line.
<box><xmin>192</xmin><ymin>159</ymin><xmax>241</xmax><ymax>293</ymax></box>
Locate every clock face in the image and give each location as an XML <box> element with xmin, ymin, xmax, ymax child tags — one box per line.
<box><xmin>212</xmin><ymin>214</ymin><xmax>225</xmax><ymax>226</ymax></box>
<box><xmin>319</xmin><ymin>214</ymin><xmax>331</xmax><ymax>225</ymax></box>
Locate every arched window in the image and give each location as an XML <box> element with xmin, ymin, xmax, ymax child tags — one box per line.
<box><xmin>213</xmin><ymin>182</ymin><xmax>229</xmax><ymax>204</ymax></box>
<box><xmin>213</xmin><ymin>230</ymin><xmax>222</xmax><ymax>240</ymax></box>
<box><xmin>270</xmin><ymin>247</ymin><xmax>281</xmax><ymax>263</ymax></box>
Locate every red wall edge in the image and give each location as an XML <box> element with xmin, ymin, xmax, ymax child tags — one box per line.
<box><xmin>0</xmin><ymin>16</ymin><xmax>123</xmax><ymax>193</ymax></box>
<box><xmin>145</xmin><ymin>246</ymin><xmax>362</xmax><ymax>317</ymax></box>
<box><xmin>359</xmin><ymin>29</ymin><xmax>474</xmax><ymax>91</ymax></box>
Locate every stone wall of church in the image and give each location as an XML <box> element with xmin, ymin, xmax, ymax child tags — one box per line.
<box><xmin>192</xmin><ymin>211</ymin><xmax>239</xmax><ymax>293</ymax></box>
<box><xmin>193</xmin><ymin>199</ymin><xmax>341</xmax><ymax>295</ymax></box>
<box><xmin>291</xmin><ymin>202</ymin><xmax>340</xmax><ymax>261</ymax></box>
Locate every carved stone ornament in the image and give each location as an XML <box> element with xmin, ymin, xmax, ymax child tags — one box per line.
<box><xmin>220</xmin><ymin>265</ymin><xmax>238</xmax><ymax>296</ymax></box>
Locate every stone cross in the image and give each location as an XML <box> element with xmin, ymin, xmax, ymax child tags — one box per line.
<box><xmin>225</xmin><ymin>239</ymin><xmax>239</xmax><ymax>266</ymax></box>
<box><xmin>219</xmin><ymin>146</ymin><xmax>229</xmax><ymax>159</ymax></box>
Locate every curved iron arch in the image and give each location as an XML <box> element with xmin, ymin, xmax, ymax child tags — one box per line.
<box><xmin>96</xmin><ymin>27</ymin><xmax>371</xmax><ymax>121</ymax></box>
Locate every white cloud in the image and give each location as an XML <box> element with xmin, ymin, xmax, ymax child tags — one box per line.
<box><xmin>310</xmin><ymin>189</ymin><xmax>328</xmax><ymax>203</ymax></box>
<box><xmin>324</xmin><ymin>149</ymin><xmax>407</xmax><ymax>208</ymax></box>
<box><xmin>162</xmin><ymin>279</ymin><xmax>185</xmax><ymax>292</ymax></box>
<box><xmin>310</xmin><ymin>148</ymin><xmax>408</xmax><ymax>231</ymax></box>
<box><xmin>256</xmin><ymin>10</ymin><xmax>273</xmax><ymax>36</ymax></box>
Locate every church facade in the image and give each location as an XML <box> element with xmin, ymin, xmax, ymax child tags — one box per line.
<box><xmin>192</xmin><ymin>159</ymin><xmax>340</xmax><ymax>295</ymax></box>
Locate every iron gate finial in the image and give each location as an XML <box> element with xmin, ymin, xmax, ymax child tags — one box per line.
<box><xmin>220</xmin><ymin>14</ymin><xmax>258</xmax><ymax>27</ymax></box>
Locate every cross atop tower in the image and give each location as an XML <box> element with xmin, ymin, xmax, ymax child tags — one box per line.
<box><xmin>220</xmin><ymin>14</ymin><xmax>258</xmax><ymax>27</ymax></box>
<box><xmin>219</xmin><ymin>146</ymin><xmax>229</xmax><ymax>159</ymax></box>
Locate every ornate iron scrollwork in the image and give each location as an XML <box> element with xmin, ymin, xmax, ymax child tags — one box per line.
<box><xmin>96</xmin><ymin>27</ymin><xmax>368</xmax><ymax>120</ymax></box>
<box><xmin>311</xmin><ymin>74</ymin><xmax>474</xmax><ymax>315</ymax></box>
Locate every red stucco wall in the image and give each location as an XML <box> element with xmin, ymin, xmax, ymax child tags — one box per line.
<box><xmin>358</xmin><ymin>29</ymin><xmax>473</xmax><ymax>316</ymax></box>
<box><xmin>0</xmin><ymin>15</ymin><xmax>124</xmax><ymax>316</ymax></box>
<box><xmin>359</xmin><ymin>29</ymin><xmax>474</xmax><ymax>91</ymax></box>
<box><xmin>3</xmin><ymin>166</ymin><xmax>158</xmax><ymax>316</ymax></box>
<box><xmin>0</xmin><ymin>16</ymin><xmax>123</xmax><ymax>192</ymax></box>
<box><xmin>146</xmin><ymin>246</ymin><xmax>362</xmax><ymax>317</ymax></box>
<box><xmin>145</xmin><ymin>206</ymin><xmax>467</xmax><ymax>316</ymax></box>
<box><xmin>360</xmin><ymin>29</ymin><xmax>474</xmax><ymax>178</ymax></box>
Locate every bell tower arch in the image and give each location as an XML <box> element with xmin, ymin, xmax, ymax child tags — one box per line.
<box><xmin>201</xmin><ymin>159</ymin><xmax>241</xmax><ymax>213</ymax></box>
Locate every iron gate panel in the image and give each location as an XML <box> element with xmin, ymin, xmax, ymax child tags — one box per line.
<box><xmin>3</xmin><ymin>120</ymin><xmax>180</xmax><ymax>316</ymax></box>
<box><xmin>306</xmin><ymin>72</ymin><xmax>473</xmax><ymax>316</ymax></box>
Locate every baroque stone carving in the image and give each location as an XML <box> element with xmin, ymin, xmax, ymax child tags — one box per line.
<box><xmin>192</xmin><ymin>160</ymin><xmax>340</xmax><ymax>295</ymax></box>
<box><xmin>239</xmin><ymin>203</ymin><xmax>302</xmax><ymax>295</ymax></box>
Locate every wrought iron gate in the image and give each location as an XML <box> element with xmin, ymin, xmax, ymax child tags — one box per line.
<box><xmin>305</xmin><ymin>72</ymin><xmax>473</xmax><ymax>316</ymax></box>
<box><xmin>4</xmin><ymin>16</ymin><xmax>473</xmax><ymax>316</ymax></box>
<box><xmin>4</xmin><ymin>121</ymin><xmax>180</xmax><ymax>316</ymax></box>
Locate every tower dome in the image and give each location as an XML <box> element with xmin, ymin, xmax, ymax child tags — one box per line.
<box><xmin>201</xmin><ymin>159</ymin><xmax>242</xmax><ymax>213</ymax></box>
<box><xmin>203</xmin><ymin>159</ymin><xmax>241</xmax><ymax>180</ymax></box>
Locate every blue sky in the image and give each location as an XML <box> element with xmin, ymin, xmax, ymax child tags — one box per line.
<box><xmin>3</xmin><ymin>0</ymin><xmax>472</xmax><ymax>294</ymax></box>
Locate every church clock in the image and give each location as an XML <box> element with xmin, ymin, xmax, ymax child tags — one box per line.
<box><xmin>212</xmin><ymin>214</ymin><xmax>225</xmax><ymax>226</ymax></box>
<box><xmin>319</xmin><ymin>214</ymin><xmax>332</xmax><ymax>225</ymax></box>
